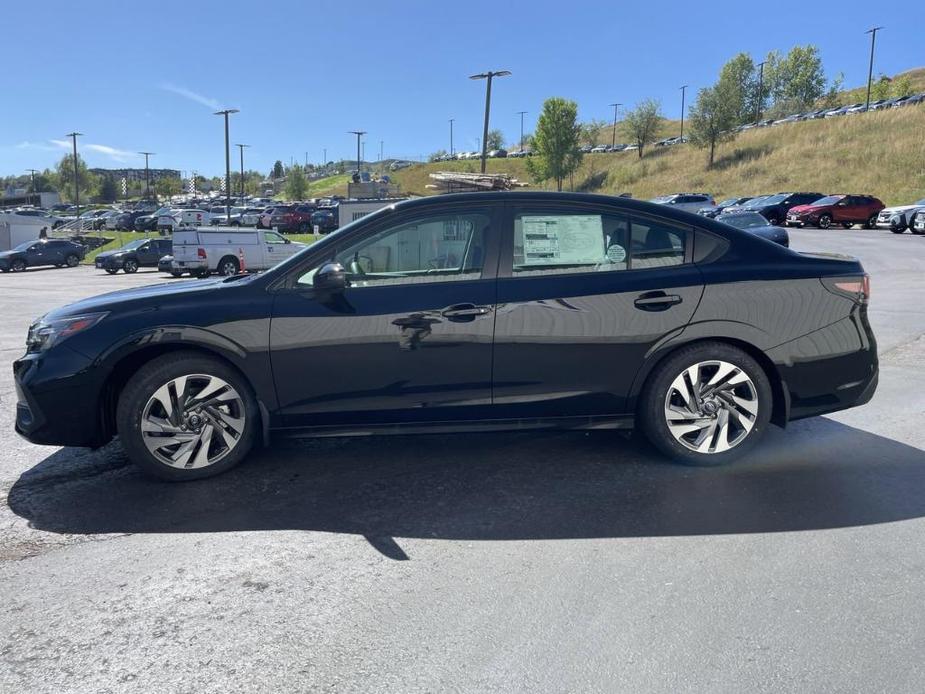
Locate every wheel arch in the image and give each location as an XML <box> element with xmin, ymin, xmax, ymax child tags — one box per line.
<box><xmin>630</xmin><ymin>335</ymin><xmax>790</xmax><ymax>428</ymax></box>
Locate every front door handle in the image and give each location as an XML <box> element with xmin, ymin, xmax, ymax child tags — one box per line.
<box><xmin>442</xmin><ymin>303</ymin><xmax>492</xmax><ymax>322</ymax></box>
<box><xmin>634</xmin><ymin>291</ymin><xmax>682</xmax><ymax>311</ymax></box>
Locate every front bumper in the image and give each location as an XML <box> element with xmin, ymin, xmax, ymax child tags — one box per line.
<box><xmin>95</xmin><ymin>256</ymin><xmax>122</xmax><ymax>270</ymax></box>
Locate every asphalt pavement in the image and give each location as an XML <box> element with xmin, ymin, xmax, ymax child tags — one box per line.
<box><xmin>2</xmin><ymin>229</ymin><xmax>925</xmax><ymax>693</ymax></box>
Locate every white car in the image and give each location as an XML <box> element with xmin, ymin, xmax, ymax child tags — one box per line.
<box><xmin>170</xmin><ymin>228</ymin><xmax>306</xmax><ymax>277</ymax></box>
<box><xmin>590</xmin><ymin>145</ymin><xmax>608</xmax><ymax>153</ymax></box>
<box><xmin>649</xmin><ymin>193</ymin><xmax>715</xmax><ymax>213</ymax></box>
<box><xmin>875</xmin><ymin>198</ymin><xmax>925</xmax><ymax>233</ymax></box>
<box><xmin>157</xmin><ymin>208</ymin><xmax>211</xmax><ymax>232</ymax></box>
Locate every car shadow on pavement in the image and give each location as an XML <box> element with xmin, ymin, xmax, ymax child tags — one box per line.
<box><xmin>8</xmin><ymin>416</ymin><xmax>925</xmax><ymax>560</ymax></box>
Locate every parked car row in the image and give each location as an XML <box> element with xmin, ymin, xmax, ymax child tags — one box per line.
<box><xmin>736</xmin><ymin>92</ymin><xmax>925</xmax><ymax>132</ymax></box>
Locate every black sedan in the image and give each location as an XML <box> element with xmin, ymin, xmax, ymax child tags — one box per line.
<box><xmin>14</xmin><ymin>192</ymin><xmax>877</xmax><ymax>481</ymax></box>
<box><xmin>715</xmin><ymin>211</ymin><xmax>790</xmax><ymax>246</ymax></box>
<box><xmin>0</xmin><ymin>239</ymin><xmax>87</xmax><ymax>272</ymax></box>
<box><xmin>95</xmin><ymin>238</ymin><xmax>172</xmax><ymax>274</ymax></box>
<box><xmin>744</xmin><ymin>192</ymin><xmax>824</xmax><ymax>225</ymax></box>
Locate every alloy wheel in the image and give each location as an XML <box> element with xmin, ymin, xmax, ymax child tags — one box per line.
<box><xmin>140</xmin><ymin>373</ymin><xmax>246</xmax><ymax>469</ymax></box>
<box><xmin>663</xmin><ymin>360</ymin><xmax>758</xmax><ymax>454</ymax></box>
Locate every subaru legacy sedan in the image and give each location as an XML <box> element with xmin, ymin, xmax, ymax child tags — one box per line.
<box><xmin>14</xmin><ymin>192</ymin><xmax>877</xmax><ymax>481</ymax></box>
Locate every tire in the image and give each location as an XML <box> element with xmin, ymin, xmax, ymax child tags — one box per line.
<box><xmin>865</xmin><ymin>215</ymin><xmax>878</xmax><ymax>230</ymax></box>
<box><xmin>818</xmin><ymin>214</ymin><xmax>832</xmax><ymax>229</ymax></box>
<box><xmin>217</xmin><ymin>256</ymin><xmax>239</xmax><ymax>277</ymax></box>
<box><xmin>639</xmin><ymin>342</ymin><xmax>773</xmax><ymax>466</ymax></box>
<box><xmin>123</xmin><ymin>258</ymin><xmax>138</xmax><ymax>274</ymax></box>
<box><xmin>842</xmin><ymin>222</ymin><xmax>854</xmax><ymax>229</ymax></box>
<box><xmin>105</xmin><ymin>268</ymin><xmax>118</xmax><ymax>275</ymax></box>
<box><xmin>197</xmin><ymin>269</ymin><xmax>211</xmax><ymax>279</ymax></box>
<box><xmin>170</xmin><ymin>272</ymin><xmax>184</xmax><ymax>278</ymax></box>
<box><xmin>890</xmin><ymin>227</ymin><xmax>905</xmax><ymax>234</ymax></box>
<box><xmin>116</xmin><ymin>351</ymin><xmax>259</xmax><ymax>481</ymax></box>
<box><xmin>11</xmin><ymin>259</ymin><xmax>26</xmax><ymax>272</ymax></box>
<box><xmin>65</xmin><ymin>254</ymin><xmax>80</xmax><ymax>267</ymax></box>
<box><xmin>767</xmin><ymin>215</ymin><xmax>780</xmax><ymax>226</ymax></box>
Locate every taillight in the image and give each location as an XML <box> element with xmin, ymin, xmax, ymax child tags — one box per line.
<box><xmin>197</xmin><ymin>248</ymin><xmax>207</xmax><ymax>259</ymax></box>
<box><xmin>823</xmin><ymin>274</ymin><xmax>869</xmax><ymax>304</ymax></box>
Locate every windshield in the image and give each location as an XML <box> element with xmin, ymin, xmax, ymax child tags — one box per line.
<box><xmin>717</xmin><ymin>198</ymin><xmax>740</xmax><ymax>207</ymax></box>
<box><xmin>720</xmin><ymin>213</ymin><xmax>769</xmax><ymax>229</ymax></box>
<box><xmin>650</xmin><ymin>195</ymin><xmax>674</xmax><ymax>203</ymax></box>
<box><xmin>756</xmin><ymin>194</ymin><xmax>787</xmax><ymax>205</ymax></box>
<box><xmin>12</xmin><ymin>240</ymin><xmax>39</xmax><ymax>251</ymax></box>
<box><xmin>120</xmin><ymin>239</ymin><xmax>147</xmax><ymax>250</ymax></box>
<box><xmin>810</xmin><ymin>196</ymin><xmax>844</xmax><ymax>206</ymax></box>
<box><xmin>915</xmin><ymin>199</ymin><xmax>925</xmax><ymax>206</ymax></box>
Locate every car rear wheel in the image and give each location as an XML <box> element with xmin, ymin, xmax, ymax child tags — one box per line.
<box><xmin>116</xmin><ymin>352</ymin><xmax>259</xmax><ymax>481</ymax></box>
<box><xmin>640</xmin><ymin>342</ymin><xmax>773</xmax><ymax>466</ymax></box>
<box><xmin>65</xmin><ymin>254</ymin><xmax>80</xmax><ymax>267</ymax></box>
<box><xmin>767</xmin><ymin>215</ymin><xmax>781</xmax><ymax>226</ymax></box>
<box><xmin>123</xmin><ymin>258</ymin><xmax>138</xmax><ymax>273</ymax></box>
<box><xmin>170</xmin><ymin>271</ymin><xmax>184</xmax><ymax>278</ymax></box>
<box><xmin>890</xmin><ymin>227</ymin><xmax>906</xmax><ymax>234</ymax></box>
<box><xmin>818</xmin><ymin>214</ymin><xmax>832</xmax><ymax>229</ymax></box>
<box><xmin>105</xmin><ymin>268</ymin><xmax>119</xmax><ymax>275</ymax></box>
<box><xmin>865</xmin><ymin>215</ymin><xmax>878</xmax><ymax>230</ymax></box>
<box><xmin>217</xmin><ymin>256</ymin><xmax>239</xmax><ymax>276</ymax></box>
<box><xmin>11</xmin><ymin>259</ymin><xmax>26</xmax><ymax>272</ymax></box>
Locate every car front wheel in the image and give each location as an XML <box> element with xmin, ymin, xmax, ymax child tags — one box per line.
<box><xmin>818</xmin><ymin>214</ymin><xmax>832</xmax><ymax>229</ymax></box>
<box><xmin>123</xmin><ymin>259</ymin><xmax>138</xmax><ymax>273</ymax></box>
<box><xmin>11</xmin><ymin>259</ymin><xmax>26</xmax><ymax>272</ymax></box>
<box><xmin>65</xmin><ymin>254</ymin><xmax>80</xmax><ymax>267</ymax></box>
<box><xmin>116</xmin><ymin>352</ymin><xmax>259</xmax><ymax>481</ymax></box>
<box><xmin>640</xmin><ymin>342</ymin><xmax>773</xmax><ymax>466</ymax></box>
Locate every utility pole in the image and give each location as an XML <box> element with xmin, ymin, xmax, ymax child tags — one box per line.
<box><xmin>214</xmin><ymin>108</ymin><xmax>239</xmax><ymax>224</ymax></box>
<box><xmin>609</xmin><ymin>103</ymin><xmax>622</xmax><ymax>149</ymax></box>
<box><xmin>66</xmin><ymin>132</ymin><xmax>82</xmax><ymax>218</ymax></box>
<box><xmin>138</xmin><ymin>152</ymin><xmax>154</xmax><ymax>200</ymax></box>
<box><xmin>755</xmin><ymin>62</ymin><xmax>766</xmax><ymax>124</ymax></box>
<box><xmin>679</xmin><ymin>86</ymin><xmax>688</xmax><ymax>140</ymax></box>
<box><xmin>236</xmin><ymin>144</ymin><xmax>249</xmax><ymax>200</ymax></box>
<box><xmin>865</xmin><ymin>26</ymin><xmax>884</xmax><ymax>111</ymax></box>
<box><xmin>469</xmin><ymin>69</ymin><xmax>511</xmax><ymax>173</ymax></box>
<box><xmin>323</xmin><ymin>148</ymin><xmax>327</xmax><ymax>167</ymax></box>
<box><xmin>348</xmin><ymin>131</ymin><xmax>366</xmax><ymax>178</ymax></box>
<box><xmin>26</xmin><ymin>169</ymin><xmax>39</xmax><ymax>198</ymax></box>
<box><xmin>516</xmin><ymin>110</ymin><xmax>527</xmax><ymax>152</ymax></box>
<box><xmin>449</xmin><ymin>118</ymin><xmax>455</xmax><ymax>156</ymax></box>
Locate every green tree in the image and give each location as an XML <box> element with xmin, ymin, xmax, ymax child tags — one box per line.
<box><xmin>526</xmin><ymin>97</ymin><xmax>582</xmax><ymax>191</ymax></box>
<box><xmin>486</xmin><ymin>129</ymin><xmax>505</xmax><ymax>151</ymax></box>
<box><xmin>580</xmin><ymin>119</ymin><xmax>608</xmax><ymax>147</ymax></box>
<box><xmin>687</xmin><ymin>85</ymin><xmax>737</xmax><ymax>168</ymax></box>
<box><xmin>271</xmin><ymin>160</ymin><xmax>285</xmax><ymax>179</ymax></box>
<box><xmin>822</xmin><ymin>72</ymin><xmax>845</xmax><ymax>108</ymax></box>
<box><xmin>870</xmin><ymin>74</ymin><xmax>892</xmax><ymax>101</ymax></box>
<box><xmin>284</xmin><ymin>165</ymin><xmax>307</xmax><ymax>200</ymax></box>
<box><xmin>53</xmin><ymin>154</ymin><xmax>97</xmax><ymax>203</ymax></box>
<box><xmin>765</xmin><ymin>45</ymin><xmax>827</xmax><ymax>112</ymax></box>
<box><xmin>98</xmin><ymin>176</ymin><xmax>118</xmax><ymax>203</ymax></box>
<box><xmin>893</xmin><ymin>73</ymin><xmax>914</xmax><ymax>98</ymax></box>
<box><xmin>621</xmin><ymin>99</ymin><xmax>663</xmax><ymax>159</ymax></box>
<box><xmin>717</xmin><ymin>52</ymin><xmax>759</xmax><ymax>125</ymax></box>
<box><xmin>155</xmin><ymin>177</ymin><xmax>182</xmax><ymax>199</ymax></box>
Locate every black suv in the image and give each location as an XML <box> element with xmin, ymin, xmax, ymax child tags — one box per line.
<box><xmin>0</xmin><ymin>239</ymin><xmax>87</xmax><ymax>272</ymax></box>
<box><xmin>95</xmin><ymin>238</ymin><xmax>172</xmax><ymax>274</ymax></box>
<box><xmin>745</xmin><ymin>192</ymin><xmax>824</xmax><ymax>225</ymax></box>
<box><xmin>14</xmin><ymin>192</ymin><xmax>878</xmax><ymax>481</ymax></box>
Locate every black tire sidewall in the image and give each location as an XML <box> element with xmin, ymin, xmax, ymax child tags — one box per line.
<box><xmin>116</xmin><ymin>352</ymin><xmax>259</xmax><ymax>481</ymax></box>
<box><xmin>819</xmin><ymin>214</ymin><xmax>831</xmax><ymax>229</ymax></box>
<box><xmin>640</xmin><ymin>342</ymin><xmax>773</xmax><ymax>466</ymax></box>
<box><xmin>219</xmin><ymin>257</ymin><xmax>239</xmax><ymax>276</ymax></box>
<box><xmin>124</xmin><ymin>259</ymin><xmax>138</xmax><ymax>273</ymax></box>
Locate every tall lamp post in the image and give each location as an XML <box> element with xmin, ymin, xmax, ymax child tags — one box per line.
<box><xmin>214</xmin><ymin>108</ymin><xmax>239</xmax><ymax>224</ymax></box>
<box><xmin>469</xmin><ymin>70</ymin><xmax>511</xmax><ymax>173</ymax></box>
<box><xmin>516</xmin><ymin>110</ymin><xmax>527</xmax><ymax>152</ymax></box>
<box><xmin>66</xmin><ymin>132</ymin><xmax>82</xmax><ymax>218</ymax></box>
<box><xmin>449</xmin><ymin>118</ymin><xmax>455</xmax><ymax>156</ymax></box>
<box><xmin>26</xmin><ymin>169</ymin><xmax>39</xmax><ymax>200</ymax></box>
<box><xmin>139</xmin><ymin>151</ymin><xmax>154</xmax><ymax>200</ymax></box>
<box><xmin>679</xmin><ymin>86</ymin><xmax>688</xmax><ymax>140</ymax></box>
<box><xmin>865</xmin><ymin>26</ymin><xmax>884</xmax><ymax>111</ymax></box>
<box><xmin>236</xmin><ymin>144</ymin><xmax>249</xmax><ymax>200</ymax></box>
<box><xmin>348</xmin><ymin>130</ymin><xmax>366</xmax><ymax>179</ymax></box>
<box><xmin>609</xmin><ymin>103</ymin><xmax>622</xmax><ymax>149</ymax></box>
<box><xmin>754</xmin><ymin>61</ymin><xmax>766</xmax><ymax>124</ymax></box>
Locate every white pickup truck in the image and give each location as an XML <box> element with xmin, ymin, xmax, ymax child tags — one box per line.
<box><xmin>170</xmin><ymin>228</ymin><xmax>306</xmax><ymax>277</ymax></box>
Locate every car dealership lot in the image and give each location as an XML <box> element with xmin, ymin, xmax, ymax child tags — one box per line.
<box><xmin>2</xmin><ymin>232</ymin><xmax>925</xmax><ymax>692</ymax></box>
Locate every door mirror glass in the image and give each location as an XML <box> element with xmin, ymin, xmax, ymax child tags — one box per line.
<box><xmin>313</xmin><ymin>262</ymin><xmax>348</xmax><ymax>292</ymax></box>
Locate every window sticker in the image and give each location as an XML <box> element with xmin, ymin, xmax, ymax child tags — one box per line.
<box><xmin>521</xmin><ymin>215</ymin><xmax>605</xmax><ymax>265</ymax></box>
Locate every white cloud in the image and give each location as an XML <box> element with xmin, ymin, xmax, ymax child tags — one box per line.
<box><xmin>84</xmin><ymin>143</ymin><xmax>138</xmax><ymax>163</ymax></box>
<box><xmin>160</xmin><ymin>83</ymin><xmax>223</xmax><ymax>110</ymax></box>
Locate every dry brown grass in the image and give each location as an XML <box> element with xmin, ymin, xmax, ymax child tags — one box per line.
<box><xmin>393</xmin><ymin>102</ymin><xmax>925</xmax><ymax>205</ymax></box>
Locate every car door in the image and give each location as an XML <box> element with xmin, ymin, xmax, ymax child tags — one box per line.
<box><xmin>491</xmin><ymin>201</ymin><xmax>704</xmax><ymax>418</ymax></box>
<box><xmin>25</xmin><ymin>243</ymin><xmax>46</xmax><ymax>267</ymax></box>
<box><xmin>269</xmin><ymin>202</ymin><xmax>501</xmax><ymax>428</ymax></box>
<box><xmin>262</xmin><ymin>230</ymin><xmax>292</xmax><ymax>267</ymax></box>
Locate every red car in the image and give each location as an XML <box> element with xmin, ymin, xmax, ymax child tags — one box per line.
<box><xmin>785</xmin><ymin>194</ymin><xmax>884</xmax><ymax>230</ymax></box>
<box><xmin>268</xmin><ymin>203</ymin><xmax>317</xmax><ymax>233</ymax></box>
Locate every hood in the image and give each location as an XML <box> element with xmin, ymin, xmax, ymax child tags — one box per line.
<box><xmin>881</xmin><ymin>203</ymin><xmax>923</xmax><ymax>215</ymax></box>
<box><xmin>44</xmin><ymin>276</ymin><xmax>245</xmax><ymax>320</ymax></box>
<box><xmin>789</xmin><ymin>203</ymin><xmax>829</xmax><ymax>215</ymax></box>
<box><xmin>0</xmin><ymin>250</ymin><xmax>21</xmax><ymax>260</ymax></box>
<box><xmin>95</xmin><ymin>249</ymin><xmax>127</xmax><ymax>259</ymax></box>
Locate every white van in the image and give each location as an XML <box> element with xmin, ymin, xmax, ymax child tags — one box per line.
<box><xmin>157</xmin><ymin>208</ymin><xmax>211</xmax><ymax>233</ymax></box>
<box><xmin>170</xmin><ymin>228</ymin><xmax>306</xmax><ymax>277</ymax></box>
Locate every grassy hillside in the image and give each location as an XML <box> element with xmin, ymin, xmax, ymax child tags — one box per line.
<box><xmin>392</xmin><ymin>102</ymin><xmax>925</xmax><ymax>205</ymax></box>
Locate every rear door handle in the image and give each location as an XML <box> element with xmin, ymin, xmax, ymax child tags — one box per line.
<box><xmin>634</xmin><ymin>291</ymin><xmax>682</xmax><ymax>311</ymax></box>
<box><xmin>442</xmin><ymin>303</ymin><xmax>492</xmax><ymax>321</ymax></box>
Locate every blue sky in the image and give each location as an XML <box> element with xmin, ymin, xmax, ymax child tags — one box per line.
<box><xmin>1</xmin><ymin>0</ymin><xmax>920</xmax><ymax>177</ymax></box>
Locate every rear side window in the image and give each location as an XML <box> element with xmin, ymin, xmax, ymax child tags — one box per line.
<box><xmin>630</xmin><ymin>218</ymin><xmax>686</xmax><ymax>268</ymax></box>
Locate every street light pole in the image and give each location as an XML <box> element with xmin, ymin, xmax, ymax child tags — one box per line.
<box><xmin>755</xmin><ymin>62</ymin><xmax>766</xmax><ymax>124</ymax></box>
<box><xmin>214</xmin><ymin>109</ymin><xmax>239</xmax><ymax>224</ymax></box>
<box><xmin>679</xmin><ymin>86</ymin><xmax>688</xmax><ymax>140</ymax></box>
<box><xmin>236</xmin><ymin>144</ymin><xmax>249</xmax><ymax>200</ymax></box>
<box><xmin>449</xmin><ymin>118</ymin><xmax>455</xmax><ymax>156</ymax></box>
<box><xmin>469</xmin><ymin>69</ymin><xmax>511</xmax><ymax>173</ymax></box>
<box><xmin>516</xmin><ymin>110</ymin><xmax>527</xmax><ymax>152</ymax></box>
<box><xmin>26</xmin><ymin>169</ymin><xmax>39</xmax><ymax>198</ymax></box>
<box><xmin>66</xmin><ymin>132</ymin><xmax>82</xmax><ymax>218</ymax></box>
<box><xmin>138</xmin><ymin>152</ymin><xmax>154</xmax><ymax>200</ymax></box>
<box><xmin>348</xmin><ymin>131</ymin><xmax>366</xmax><ymax>179</ymax></box>
<box><xmin>609</xmin><ymin>103</ymin><xmax>622</xmax><ymax>149</ymax></box>
<box><xmin>865</xmin><ymin>26</ymin><xmax>884</xmax><ymax>111</ymax></box>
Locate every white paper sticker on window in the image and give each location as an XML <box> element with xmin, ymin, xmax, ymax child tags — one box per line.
<box><xmin>521</xmin><ymin>215</ymin><xmax>604</xmax><ymax>265</ymax></box>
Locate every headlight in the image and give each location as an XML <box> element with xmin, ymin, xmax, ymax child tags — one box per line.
<box><xmin>26</xmin><ymin>312</ymin><xmax>108</xmax><ymax>353</ymax></box>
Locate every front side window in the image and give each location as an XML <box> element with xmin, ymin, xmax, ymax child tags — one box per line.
<box><xmin>264</xmin><ymin>231</ymin><xmax>287</xmax><ymax>245</ymax></box>
<box><xmin>298</xmin><ymin>211</ymin><xmax>490</xmax><ymax>287</ymax></box>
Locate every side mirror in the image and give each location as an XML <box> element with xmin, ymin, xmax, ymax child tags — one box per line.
<box><xmin>313</xmin><ymin>262</ymin><xmax>348</xmax><ymax>292</ymax></box>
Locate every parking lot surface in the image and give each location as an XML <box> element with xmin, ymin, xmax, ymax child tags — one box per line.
<box><xmin>2</xmin><ymin>231</ymin><xmax>925</xmax><ymax>692</ymax></box>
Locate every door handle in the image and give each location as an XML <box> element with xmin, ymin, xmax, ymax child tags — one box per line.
<box><xmin>442</xmin><ymin>303</ymin><xmax>492</xmax><ymax>321</ymax></box>
<box><xmin>634</xmin><ymin>291</ymin><xmax>682</xmax><ymax>311</ymax></box>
